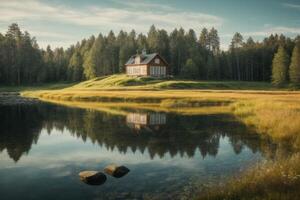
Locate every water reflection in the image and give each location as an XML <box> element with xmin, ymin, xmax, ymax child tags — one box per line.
<box><xmin>0</xmin><ymin>102</ymin><xmax>277</xmax><ymax>163</ymax></box>
<box><xmin>0</xmin><ymin>98</ymin><xmax>280</xmax><ymax>200</ymax></box>
<box><xmin>0</xmin><ymin>104</ymin><xmax>43</xmax><ymax>162</ymax></box>
<box><xmin>126</xmin><ymin>112</ymin><xmax>166</xmax><ymax>132</ymax></box>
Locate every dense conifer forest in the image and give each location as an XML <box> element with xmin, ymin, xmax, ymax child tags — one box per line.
<box><xmin>0</xmin><ymin>23</ymin><xmax>299</xmax><ymax>85</ymax></box>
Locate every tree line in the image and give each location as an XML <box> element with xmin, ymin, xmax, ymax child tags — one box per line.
<box><xmin>0</xmin><ymin>23</ymin><xmax>299</xmax><ymax>85</ymax></box>
<box><xmin>271</xmin><ymin>44</ymin><xmax>300</xmax><ymax>86</ymax></box>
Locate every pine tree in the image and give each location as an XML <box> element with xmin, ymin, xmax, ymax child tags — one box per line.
<box><xmin>199</xmin><ymin>28</ymin><xmax>209</xmax><ymax>49</ymax></box>
<box><xmin>272</xmin><ymin>46</ymin><xmax>289</xmax><ymax>86</ymax></box>
<box><xmin>208</xmin><ymin>27</ymin><xmax>220</xmax><ymax>55</ymax></box>
<box><xmin>69</xmin><ymin>51</ymin><xmax>83</xmax><ymax>81</ymax></box>
<box><xmin>289</xmin><ymin>45</ymin><xmax>300</xmax><ymax>85</ymax></box>
<box><xmin>206</xmin><ymin>54</ymin><xmax>216</xmax><ymax>80</ymax></box>
<box><xmin>230</xmin><ymin>32</ymin><xmax>244</xmax><ymax>81</ymax></box>
<box><xmin>147</xmin><ymin>25</ymin><xmax>158</xmax><ymax>52</ymax></box>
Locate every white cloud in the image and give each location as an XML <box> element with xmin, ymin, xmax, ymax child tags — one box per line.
<box><xmin>282</xmin><ymin>3</ymin><xmax>300</xmax><ymax>10</ymax></box>
<box><xmin>244</xmin><ymin>26</ymin><xmax>300</xmax><ymax>37</ymax></box>
<box><xmin>219</xmin><ymin>25</ymin><xmax>300</xmax><ymax>50</ymax></box>
<box><xmin>0</xmin><ymin>0</ymin><xmax>223</xmax><ymax>32</ymax></box>
<box><xmin>111</xmin><ymin>0</ymin><xmax>175</xmax><ymax>11</ymax></box>
<box><xmin>28</xmin><ymin>30</ymin><xmax>74</xmax><ymax>40</ymax></box>
<box><xmin>0</xmin><ymin>0</ymin><xmax>224</xmax><ymax>48</ymax></box>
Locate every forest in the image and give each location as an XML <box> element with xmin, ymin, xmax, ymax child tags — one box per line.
<box><xmin>0</xmin><ymin>23</ymin><xmax>299</xmax><ymax>86</ymax></box>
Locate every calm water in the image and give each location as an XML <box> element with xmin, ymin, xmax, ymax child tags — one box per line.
<box><xmin>0</xmin><ymin>96</ymin><xmax>277</xmax><ymax>200</ymax></box>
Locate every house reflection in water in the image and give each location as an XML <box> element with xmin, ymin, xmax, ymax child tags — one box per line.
<box><xmin>126</xmin><ymin>112</ymin><xmax>167</xmax><ymax>132</ymax></box>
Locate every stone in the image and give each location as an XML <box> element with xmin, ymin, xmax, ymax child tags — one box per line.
<box><xmin>79</xmin><ymin>171</ymin><xmax>107</xmax><ymax>185</ymax></box>
<box><xmin>104</xmin><ymin>164</ymin><xmax>130</xmax><ymax>178</ymax></box>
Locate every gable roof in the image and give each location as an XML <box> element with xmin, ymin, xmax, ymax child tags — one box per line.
<box><xmin>125</xmin><ymin>53</ymin><xmax>168</xmax><ymax>66</ymax></box>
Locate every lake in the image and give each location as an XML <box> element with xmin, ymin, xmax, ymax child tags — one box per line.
<box><xmin>0</xmin><ymin>95</ymin><xmax>277</xmax><ymax>200</ymax></box>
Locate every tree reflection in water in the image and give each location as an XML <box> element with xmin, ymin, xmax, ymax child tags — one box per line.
<box><xmin>0</xmin><ymin>102</ymin><xmax>278</xmax><ymax>162</ymax></box>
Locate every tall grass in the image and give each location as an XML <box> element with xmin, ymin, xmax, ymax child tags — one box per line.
<box><xmin>196</xmin><ymin>97</ymin><xmax>300</xmax><ymax>199</ymax></box>
<box><xmin>198</xmin><ymin>153</ymin><xmax>300</xmax><ymax>200</ymax></box>
<box><xmin>232</xmin><ymin>99</ymin><xmax>300</xmax><ymax>149</ymax></box>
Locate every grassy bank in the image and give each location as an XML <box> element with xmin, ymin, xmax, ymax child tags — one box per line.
<box><xmin>23</xmin><ymin>88</ymin><xmax>300</xmax><ymax>110</ymax></box>
<box><xmin>22</xmin><ymin>75</ymin><xmax>299</xmax><ymax>107</ymax></box>
<box><xmin>196</xmin><ymin>95</ymin><xmax>300</xmax><ymax>199</ymax></box>
<box><xmin>40</xmin><ymin>99</ymin><xmax>231</xmax><ymax>116</ymax></box>
<box><xmin>232</xmin><ymin>99</ymin><xmax>300</xmax><ymax>150</ymax></box>
<box><xmin>198</xmin><ymin>153</ymin><xmax>300</xmax><ymax>200</ymax></box>
<box><xmin>0</xmin><ymin>82</ymin><xmax>75</xmax><ymax>92</ymax></box>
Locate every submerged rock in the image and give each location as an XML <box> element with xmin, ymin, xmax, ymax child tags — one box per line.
<box><xmin>104</xmin><ymin>164</ymin><xmax>130</xmax><ymax>178</ymax></box>
<box><xmin>79</xmin><ymin>171</ymin><xmax>107</xmax><ymax>185</ymax></box>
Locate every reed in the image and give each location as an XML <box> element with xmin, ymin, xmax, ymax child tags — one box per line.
<box><xmin>198</xmin><ymin>153</ymin><xmax>300</xmax><ymax>200</ymax></box>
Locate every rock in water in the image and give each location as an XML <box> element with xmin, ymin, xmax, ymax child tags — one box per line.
<box><xmin>79</xmin><ymin>171</ymin><xmax>107</xmax><ymax>185</ymax></box>
<box><xmin>104</xmin><ymin>164</ymin><xmax>130</xmax><ymax>178</ymax></box>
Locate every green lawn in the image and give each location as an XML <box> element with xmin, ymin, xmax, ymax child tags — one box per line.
<box><xmin>2</xmin><ymin>75</ymin><xmax>291</xmax><ymax>93</ymax></box>
<box><xmin>69</xmin><ymin>74</ymin><xmax>276</xmax><ymax>90</ymax></box>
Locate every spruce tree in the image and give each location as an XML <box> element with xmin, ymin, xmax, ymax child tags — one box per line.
<box><xmin>289</xmin><ymin>45</ymin><xmax>300</xmax><ymax>85</ymax></box>
<box><xmin>69</xmin><ymin>51</ymin><xmax>83</xmax><ymax>81</ymax></box>
<box><xmin>199</xmin><ymin>28</ymin><xmax>209</xmax><ymax>49</ymax></box>
<box><xmin>272</xmin><ymin>46</ymin><xmax>289</xmax><ymax>86</ymax></box>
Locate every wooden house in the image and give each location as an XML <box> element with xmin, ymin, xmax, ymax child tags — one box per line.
<box><xmin>125</xmin><ymin>49</ymin><xmax>169</xmax><ymax>77</ymax></box>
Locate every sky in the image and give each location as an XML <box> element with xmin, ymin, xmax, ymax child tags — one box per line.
<box><xmin>0</xmin><ymin>0</ymin><xmax>300</xmax><ymax>50</ymax></box>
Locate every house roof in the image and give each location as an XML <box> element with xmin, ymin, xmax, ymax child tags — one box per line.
<box><xmin>125</xmin><ymin>53</ymin><xmax>159</xmax><ymax>65</ymax></box>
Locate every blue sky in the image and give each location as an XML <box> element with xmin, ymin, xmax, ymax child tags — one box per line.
<box><xmin>0</xmin><ymin>0</ymin><xmax>300</xmax><ymax>49</ymax></box>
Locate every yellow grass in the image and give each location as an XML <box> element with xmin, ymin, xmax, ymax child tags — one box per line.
<box><xmin>232</xmin><ymin>98</ymin><xmax>300</xmax><ymax>149</ymax></box>
<box><xmin>23</xmin><ymin>86</ymin><xmax>300</xmax><ymax>149</ymax></box>
<box><xmin>198</xmin><ymin>153</ymin><xmax>300</xmax><ymax>200</ymax></box>
<box><xmin>39</xmin><ymin>99</ymin><xmax>231</xmax><ymax>116</ymax></box>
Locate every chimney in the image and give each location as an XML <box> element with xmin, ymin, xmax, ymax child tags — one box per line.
<box><xmin>142</xmin><ymin>48</ymin><xmax>147</xmax><ymax>55</ymax></box>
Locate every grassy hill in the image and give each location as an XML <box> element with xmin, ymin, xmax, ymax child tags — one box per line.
<box><xmin>69</xmin><ymin>74</ymin><xmax>274</xmax><ymax>90</ymax></box>
<box><xmin>22</xmin><ymin>74</ymin><xmax>300</xmax><ymax>108</ymax></box>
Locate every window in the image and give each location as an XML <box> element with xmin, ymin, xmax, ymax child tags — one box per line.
<box><xmin>161</xmin><ymin>67</ymin><xmax>166</xmax><ymax>75</ymax></box>
<box><xmin>150</xmin><ymin>66</ymin><xmax>167</xmax><ymax>76</ymax></box>
<box><xmin>150</xmin><ymin>66</ymin><xmax>154</xmax><ymax>75</ymax></box>
<box><xmin>155</xmin><ymin>58</ymin><xmax>160</xmax><ymax>64</ymax></box>
<box><xmin>128</xmin><ymin>66</ymin><xmax>143</xmax><ymax>75</ymax></box>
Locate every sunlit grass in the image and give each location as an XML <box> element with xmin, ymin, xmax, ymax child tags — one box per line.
<box><xmin>40</xmin><ymin>99</ymin><xmax>231</xmax><ymax>116</ymax></box>
<box><xmin>66</xmin><ymin>74</ymin><xmax>276</xmax><ymax>90</ymax></box>
<box><xmin>198</xmin><ymin>153</ymin><xmax>300</xmax><ymax>200</ymax></box>
<box><xmin>232</xmin><ymin>98</ymin><xmax>300</xmax><ymax>149</ymax></box>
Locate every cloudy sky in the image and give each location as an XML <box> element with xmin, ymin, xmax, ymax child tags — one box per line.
<box><xmin>0</xmin><ymin>0</ymin><xmax>300</xmax><ymax>49</ymax></box>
